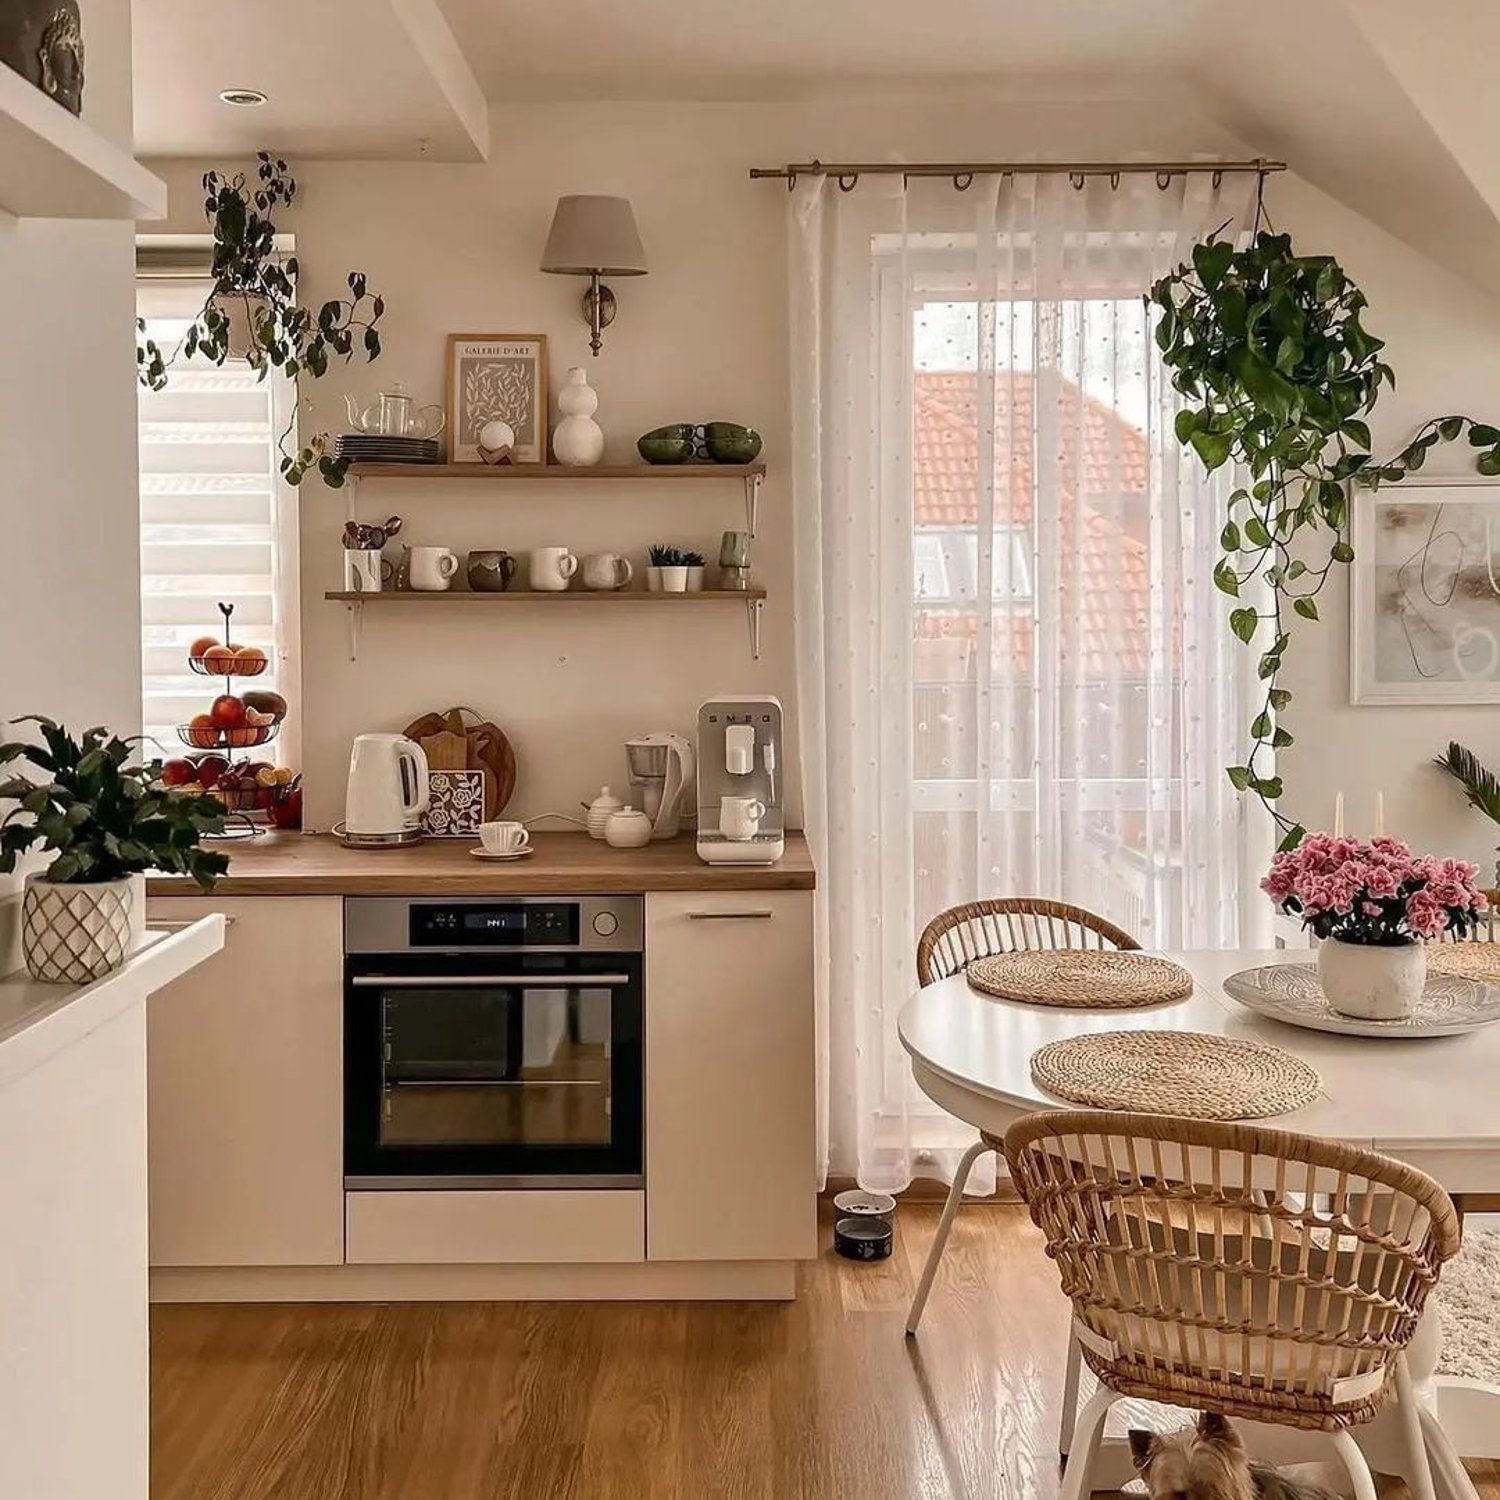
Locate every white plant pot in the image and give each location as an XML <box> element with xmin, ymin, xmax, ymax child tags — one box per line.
<box><xmin>1317</xmin><ymin>936</ymin><xmax>1427</xmax><ymax>1020</ymax></box>
<box><xmin>660</xmin><ymin>566</ymin><xmax>689</xmax><ymax>593</ymax></box>
<box><xmin>646</xmin><ymin>567</ymin><xmax>663</xmax><ymax>592</ymax></box>
<box><xmin>686</xmin><ymin>566</ymin><xmax>706</xmax><ymax>592</ymax></box>
<box><xmin>21</xmin><ymin>872</ymin><xmax>136</xmax><ymax>984</ymax></box>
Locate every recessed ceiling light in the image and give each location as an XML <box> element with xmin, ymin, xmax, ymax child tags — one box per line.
<box><xmin>219</xmin><ymin>88</ymin><xmax>268</xmax><ymax>107</ymax></box>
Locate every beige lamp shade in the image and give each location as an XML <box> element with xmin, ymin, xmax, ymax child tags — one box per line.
<box><xmin>540</xmin><ymin>195</ymin><xmax>648</xmax><ymax>277</ymax></box>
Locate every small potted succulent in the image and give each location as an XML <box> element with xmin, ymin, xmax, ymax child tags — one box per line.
<box><xmin>0</xmin><ymin>719</ymin><xmax>228</xmax><ymax>983</ymax></box>
<box><xmin>648</xmin><ymin>544</ymin><xmax>701</xmax><ymax>593</ymax></box>
<box><xmin>1262</xmin><ymin>834</ymin><xmax>1487</xmax><ymax>1020</ymax></box>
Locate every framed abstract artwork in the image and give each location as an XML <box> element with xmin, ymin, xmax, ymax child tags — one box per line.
<box><xmin>1350</xmin><ymin>481</ymin><xmax>1500</xmax><ymax>704</ymax></box>
<box><xmin>445</xmin><ymin>334</ymin><xmax>548</xmax><ymax>464</ymax></box>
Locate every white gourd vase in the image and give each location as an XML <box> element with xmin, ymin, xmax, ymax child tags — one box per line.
<box><xmin>1317</xmin><ymin>936</ymin><xmax>1426</xmax><ymax>1020</ymax></box>
<box><xmin>552</xmin><ymin>367</ymin><xmax>605</xmax><ymax>468</ymax></box>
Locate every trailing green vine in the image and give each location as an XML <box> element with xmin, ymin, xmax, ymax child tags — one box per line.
<box><xmin>137</xmin><ymin>153</ymin><xmax>385</xmax><ymax>487</ymax></box>
<box><xmin>1149</xmin><ymin>231</ymin><xmax>1500</xmax><ymax>848</ymax></box>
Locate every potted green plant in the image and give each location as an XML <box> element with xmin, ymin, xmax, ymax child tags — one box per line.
<box><xmin>137</xmin><ymin>152</ymin><xmax>386</xmax><ymax>488</ymax></box>
<box><xmin>0</xmin><ymin>719</ymin><xmax>228</xmax><ymax>983</ymax></box>
<box><xmin>1434</xmin><ymin>742</ymin><xmax>1500</xmax><ymax>886</ymax></box>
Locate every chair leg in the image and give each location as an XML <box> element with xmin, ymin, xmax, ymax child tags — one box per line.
<box><xmin>1058</xmin><ymin>1386</ymin><xmax>1117</xmax><ymax>1500</ymax></box>
<box><xmin>1059</xmin><ymin>1326</ymin><xmax>1083</xmax><ymax>1459</ymax></box>
<box><xmin>1395</xmin><ymin>1353</ymin><xmax>1440</xmax><ymax>1500</ymax></box>
<box><xmin>1329</xmin><ymin>1429</ymin><xmax>1379</xmax><ymax>1500</ymax></box>
<box><xmin>905</xmin><ymin>1138</ymin><xmax>990</xmax><ymax>1336</ymax></box>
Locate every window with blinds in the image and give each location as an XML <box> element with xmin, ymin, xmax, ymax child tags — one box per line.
<box><xmin>136</xmin><ymin>275</ymin><xmax>300</xmax><ymax>765</ymax></box>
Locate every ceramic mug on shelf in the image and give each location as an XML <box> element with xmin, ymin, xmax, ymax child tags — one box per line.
<box><xmin>581</xmin><ymin>552</ymin><xmax>634</xmax><ymax>591</ymax></box>
<box><xmin>466</xmin><ymin>549</ymin><xmax>517</xmax><ymax>592</ymax></box>
<box><xmin>478</xmin><ymin>820</ymin><xmax>530</xmax><ymax>854</ymax></box>
<box><xmin>530</xmin><ymin>546</ymin><xmax>578</xmax><ymax>591</ymax></box>
<box><xmin>408</xmin><ymin>545</ymin><xmax>460</xmax><ymax>592</ymax></box>
<box><xmin>720</xmin><ymin>794</ymin><xmax>767</xmax><ymax>842</ymax></box>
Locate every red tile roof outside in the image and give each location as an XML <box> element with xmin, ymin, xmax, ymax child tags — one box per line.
<box><xmin>912</xmin><ymin>370</ymin><xmax>1153</xmax><ymax>677</ymax></box>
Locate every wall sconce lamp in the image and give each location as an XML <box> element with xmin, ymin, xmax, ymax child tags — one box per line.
<box><xmin>540</xmin><ymin>195</ymin><xmax>648</xmax><ymax>356</ymax></box>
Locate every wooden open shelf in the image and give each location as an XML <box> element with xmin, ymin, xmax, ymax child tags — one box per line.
<box><xmin>345</xmin><ymin>462</ymin><xmax>764</xmax><ymax>481</ymax></box>
<box><xmin>0</xmin><ymin>64</ymin><xmax>166</xmax><ymax>219</ymax></box>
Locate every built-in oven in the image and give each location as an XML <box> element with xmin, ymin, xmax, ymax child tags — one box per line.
<box><xmin>343</xmin><ymin>896</ymin><xmax>643</xmax><ymax>1189</ymax></box>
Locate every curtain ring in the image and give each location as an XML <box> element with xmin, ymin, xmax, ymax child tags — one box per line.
<box><xmin>1069</xmin><ymin>172</ymin><xmax>1085</xmax><ymax>191</ymax></box>
<box><xmin>786</xmin><ymin>170</ymin><xmax>797</xmax><ymax>193</ymax></box>
<box><xmin>953</xmin><ymin>172</ymin><xmax>973</xmax><ymax>192</ymax></box>
<box><xmin>837</xmin><ymin>172</ymin><xmax>859</xmax><ymax>192</ymax></box>
<box><xmin>1212</xmin><ymin>169</ymin><xmax>1224</xmax><ymax>189</ymax></box>
<box><xmin>1109</xmin><ymin>171</ymin><xmax>1121</xmax><ymax>191</ymax></box>
<box><xmin>1156</xmin><ymin>172</ymin><xmax>1173</xmax><ymax>191</ymax></box>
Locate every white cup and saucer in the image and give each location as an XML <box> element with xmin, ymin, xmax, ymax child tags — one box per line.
<box><xmin>470</xmin><ymin>821</ymin><xmax>532</xmax><ymax>860</ymax></box>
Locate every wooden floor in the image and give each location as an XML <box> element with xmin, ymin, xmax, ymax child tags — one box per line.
<box><xmin>150</xmin><ymin>1200</ymin><xmax>1500</xmax><ymax>1500</ymax></box>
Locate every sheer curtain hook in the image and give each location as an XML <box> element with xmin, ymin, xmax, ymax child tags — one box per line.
<box><xmin>837</xmin><ymin>173</ymin><xmax>859</xmax><ymax>193</ymax></box>
<box><xmin>1156</xmin><ymin>172</ymin><xmax>1173</xmax><ymax>191</ymax></box>
<box><xmin>953</xmin><ymin>172</ymin><xmax>974</xmax><ymax>192</ymax></box>
<box><xmin>1069</xmin><ymin>172</ymin><xmax>1085</xmax><ymax>191</ymax></box>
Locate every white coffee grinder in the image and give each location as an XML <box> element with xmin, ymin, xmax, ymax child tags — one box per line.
<box><xmin>696</xmin><ymin>695</ymin><xmax>784</xmax><ymax>865</ymax></box>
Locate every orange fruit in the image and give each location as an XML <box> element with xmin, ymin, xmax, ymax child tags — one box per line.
<box><xmin>202</xmin><ymin>644</ymin><xmax>238</xmax><ymax>673</ymax></box>
<box><xmin>189</xmin><ymin>636</ymin><xmax>220</xmax><ymax>661</ymax></box>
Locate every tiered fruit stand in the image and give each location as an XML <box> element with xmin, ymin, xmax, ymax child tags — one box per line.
<box><xmin>160</xmin><ymin>603</ymin><xmax>300</xmax><ymax>832</ymax></box>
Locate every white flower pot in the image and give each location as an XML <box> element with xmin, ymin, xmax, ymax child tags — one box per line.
<box><xmin>686</xmin><ymin>566</ymin><xmax>706</xmax><ymax>592</ymax></box>
<box><xmin>660</xmin><ymin>566</ymin><xmax>689</xmax><ymax>593</ymax></box>
<box><xmin>646</xmin><ymin>567</ymin><xmax>663</xmax><ymax>593</ymax></box>
<box><xmin>1317</xmin><ymin>936</ymin><xmax>1426</xmax><ymax>1020</ymax></box>
<box><xmin>21</xmin><ymin>873</ymin><xmax>136</xmax><ymax>984</ymax></box>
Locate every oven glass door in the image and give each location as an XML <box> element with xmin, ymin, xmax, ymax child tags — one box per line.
<box><xmin>345</xmin><ymin>954</ymin><xmax>642</xmax><ymax>1186</ymax></box>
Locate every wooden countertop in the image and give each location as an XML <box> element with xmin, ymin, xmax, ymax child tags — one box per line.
<box><xmin>145</xmin><ymin>830</ymin><xmax>816</xmax><ymax>897</ymax></box>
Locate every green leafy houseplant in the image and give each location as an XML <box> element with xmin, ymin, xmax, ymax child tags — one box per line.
<box><xmin>1434</xmin><ymin>741</ymin><xmax>1500</xmax><ymax>885</ymax></box>
<box><xmin>0</xmin><ymin>718</ymin><xmax>227</xmax><ymax>891</ymax></box>
<box><xmin>137</xmin><ymin>152</ymin><xmax>385</xmax><ymax>487</ymax></box>
<box><xmin>1149</xmin><ymin>230</ymin><xmax>1500</xmax><ymax>846</ymax></box>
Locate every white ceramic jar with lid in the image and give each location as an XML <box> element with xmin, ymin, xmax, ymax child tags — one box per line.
<box><xmin>584</xmin><ymin>786</ymin><xmax>625</xmax><ymax>840</ymax></box>
<box><xmin>604</xmin><ymin>807</ymin><xmax>653</xmax><ymax>849</ymax></box>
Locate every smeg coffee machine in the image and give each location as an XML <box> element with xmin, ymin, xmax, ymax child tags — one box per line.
<box><xmin>696</xmin><ymin>695</ymin><xmax>784</xmax><ymax>865</ymax></box>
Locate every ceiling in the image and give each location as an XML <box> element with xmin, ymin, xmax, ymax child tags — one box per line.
<box><xmin>131</xmin><ymin>0</ymin><xmax>1500</xmax><ymax>293</ymax></box>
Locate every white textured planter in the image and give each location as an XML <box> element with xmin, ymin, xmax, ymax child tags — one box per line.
<box><xmin>1318</xmin><ymin>936</ymin><xmax>1426</xmax><ymax>1020</ymax></box>
<box><xmin>21</xmin><ymin>873</ymin><xmax>136</xmax><ymax>984</ymax></box>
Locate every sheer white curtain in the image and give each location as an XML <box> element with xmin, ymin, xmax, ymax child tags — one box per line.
<box><xmin>789</xmin><ymin>170</ymin><xmax>1274</xmax><ymax>1191</ymax></box>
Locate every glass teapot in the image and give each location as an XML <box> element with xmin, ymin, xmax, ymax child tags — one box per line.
<box><xmin>343</xmin><ymin>383</ymin><xmax>445</xmax><ymax>440</ymax></box>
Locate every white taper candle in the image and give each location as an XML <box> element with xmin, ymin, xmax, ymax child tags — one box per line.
<box><xmin>1374</xmin><ymin>791</ymin><xmax>1384</xmax><ymax>838</ymax></box>
<box><xmin>1333</xmin><ymin>791</ymin><xmax>1345</xmax><ymax>837</ymax></box>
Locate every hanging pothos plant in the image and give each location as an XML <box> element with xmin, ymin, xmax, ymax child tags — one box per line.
<box><xmin>137</xmin><ymin>152</ymin><xmax>385</xmax><ymax>487</ymax></box>
<box><xmin>1149</xmin><ymin>229</ymin><xmax>1500</xmax><ymax>848</ymax></box>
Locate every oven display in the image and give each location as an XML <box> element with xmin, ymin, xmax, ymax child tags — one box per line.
<box><xmin>409</xmin><ymin>902</ymin><xmax>578</xmax><ymax>947</ymax></box>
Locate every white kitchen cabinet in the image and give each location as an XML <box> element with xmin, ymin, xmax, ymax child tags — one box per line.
<box><xmin>645</xmin><ymin>890</ymin><xmax>816</xmax><ymax>1261</ymax></box>
<box><xmin>145</xmin><ymin>896</ymin><xmax>344</xmax><ymax>1267</ymax></box>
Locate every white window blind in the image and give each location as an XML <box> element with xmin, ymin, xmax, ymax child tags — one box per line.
<box><xmin>136</xmin><ymin>277</ymin><xmax>300</xmax><ymax>765</ymax></box>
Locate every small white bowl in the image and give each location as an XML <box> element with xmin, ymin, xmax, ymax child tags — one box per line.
<box><xmin>832</xmin><ymin>1189</ymin><xmax>896</xmax><ymax>1221</ymax></box>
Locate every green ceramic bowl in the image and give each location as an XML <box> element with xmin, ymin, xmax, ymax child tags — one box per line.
<box><xmin>637</xmin><ymin>424</ymin><xmax>697</xmax><ymax>464</ymax></box>
<box><xmin>703</xmin><ymin>421</ymin><xmax>763</xmax><ymax>464</ymax></box>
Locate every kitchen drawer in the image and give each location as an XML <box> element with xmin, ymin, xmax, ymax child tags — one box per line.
<box><xmin>345</xmin><ymin>1189</ymin><xmax>645</xmax><ymax>1265</ymax></box>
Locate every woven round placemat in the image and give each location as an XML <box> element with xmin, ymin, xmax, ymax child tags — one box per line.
<box><xmin>1030</xmin><ymin>1030</ymin><xmax>1322</xmax><ymax>1120</ymax></box>
<box><xmin>1428</xmin><ymin>942</ymin><xmax>1500</xmax><ymax>984</ymax></box>
<box><xmin>966</xmin><ymin>950</ymin><xmax>1193</xmax><ymax>1008</ymax></box>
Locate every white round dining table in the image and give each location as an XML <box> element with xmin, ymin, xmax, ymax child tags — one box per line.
<box><xmin>899</xmin><ymin>948</ymin><xmax>1500</xmax><ymax>1500</ymax></box>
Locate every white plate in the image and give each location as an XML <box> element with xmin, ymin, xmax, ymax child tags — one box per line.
<box><xmin>1223</xmin><ymin>963</ymin><xmax>1500</xmax><ymax>1038</ymax></box>
<box><xmin>468</xmin><ymin>846</ymin><xmax>532</xmax><ymax>861</ymax></box>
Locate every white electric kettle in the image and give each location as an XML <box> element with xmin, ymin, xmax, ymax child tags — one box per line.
<box><xmin>343</xmin><ymin>733</ymin><xmax>429</xmax><ymax>846</ymax></box>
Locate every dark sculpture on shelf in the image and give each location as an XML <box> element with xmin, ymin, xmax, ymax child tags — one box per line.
<box><xmin>0</xmin><ymin>2</ymin><xmax>84</xmax><ymax>116</ymax></box>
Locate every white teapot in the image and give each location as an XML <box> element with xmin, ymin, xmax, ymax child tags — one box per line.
<box><xmin>344</xmin><ymin>382</ymin><xmax>445</xmax><ymax>440</ymax></box>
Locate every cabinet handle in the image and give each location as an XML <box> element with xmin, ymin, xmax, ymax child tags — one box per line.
<box><xmin>150</xmin><ymin>915</ymin><xmax>237</xmax><ymax>931</ymax></box>
<box><xmin>687</xmin><ymin>910</ymin><xmax>774</xmax><ymax>921</ymax></box>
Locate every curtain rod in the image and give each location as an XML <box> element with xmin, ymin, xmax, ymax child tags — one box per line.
<box><xmin>749</xmin><ymin>158</ymin><xmax>1286</xmax><ymax>188</ymax></box>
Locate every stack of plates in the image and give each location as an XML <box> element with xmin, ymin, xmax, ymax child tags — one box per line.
<box><xmin>333</xmin><ymin>434</ymin><xmax>442</xmax><ymax>465</ymax></box>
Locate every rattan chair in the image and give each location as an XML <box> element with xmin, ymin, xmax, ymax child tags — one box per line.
<box><xmin>905</xmin><ymin>898</ymin><xmax>1141</xmax><ymax>1337</ymax></box>
<box><xmin>1005</xmin><ymin>1110</ymin><xmax>1459</xmax><ymax>1500</ymax></box>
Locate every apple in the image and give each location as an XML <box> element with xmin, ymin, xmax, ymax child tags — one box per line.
<box><xmin>195</xmin><ymin>755</ymin><xmax>230</xmax><ymax>788</ymax></box>
<box><xmin>160</xmin><ymin>757</ymin><xmax>196</xmax><ymax>787</ymax></box>
<box><xmin>210</xmin><ymin>694</ymin><xmax>245</xmax><ymax>729</ymax></box>
<box><xmin>202</xmin><ymin>644</ymin><xmax>238</xmax><ymax>674</ymax></box>
<box><xmin>241</xmin><ymin>690</ymin><xmax>288</xmax><ymax>722</ymax></box>
<box><xmin>189</xmin><ymin>636</ymin><xmax>219</xmax><ymax>662</ymax></box>
<box><xmin>270</xmin><ymin>786</ymin><xmax>303</xmax><ymax>829</ymax></box>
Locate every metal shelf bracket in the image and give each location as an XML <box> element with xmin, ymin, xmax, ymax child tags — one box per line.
<box><xmin>744</xmin><ymin>471</ymin><xmax>762</xmax><ymax>537</ymax></box>
<box><xmin>344</xmin><ymin>600</ymin><xmax>363</xmax><ymax>661</ymax></box>
<box><xmin>747</xmin><ymin>596</ymin><xmax>763</xmax><ymax>660</ymax></box>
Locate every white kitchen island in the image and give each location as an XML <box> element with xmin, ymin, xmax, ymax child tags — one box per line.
<box><xmin>0</xmin><ymin>916</ymin><xmax>225</xmax><ymax>1500</ymax></box>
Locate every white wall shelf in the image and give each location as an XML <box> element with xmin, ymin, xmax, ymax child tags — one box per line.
<box><xmin>0</xmin><ymin>63</ymin><xmax>166</xmax><ymax>219</ymax></box>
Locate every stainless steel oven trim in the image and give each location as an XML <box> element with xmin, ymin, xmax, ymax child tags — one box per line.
<box><xmin>345</xmin><ymin>1174</ymin><xmax>644</xmax><ymax>1191</ymax></box>
<box><xmin>344</xmin><ymin>894</ymin><xmax>644</xmax><ymax>954</ymax></box>
<box><xmin>352</xmin><ymin>973</ymin><xmax>631</xmax><ymax>988</ymax></box>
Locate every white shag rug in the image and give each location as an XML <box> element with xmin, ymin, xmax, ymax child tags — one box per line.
<box><xmin>1436</xmin><ymin>1223</ymin><xmax>1500</xmax><ymax>1381</ymax></box>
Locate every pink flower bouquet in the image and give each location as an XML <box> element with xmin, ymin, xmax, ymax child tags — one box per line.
<box><xmin>1262</xmin><ymin>834</ymin><xmax>1488</xmax><ymax>945</ymax></box>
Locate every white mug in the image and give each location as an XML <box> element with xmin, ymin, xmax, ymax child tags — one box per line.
<box><xmin>478</xmin><ymin>820</ymin><xmax>530</xmax><ymax>854</ymax></box>
<box><xmin>530</xmin><ymin>546</ymin><xmax>578</xmax><ymax>591</ymax></box>
<box><xmin>408</xmin><ymin>545</ymin><xmax>459</xmax><ymax>591</ymax></box>
<box><xmin>581</xmin><ymin>552</ymin><xmax>634</xmax><ymax>591</ymax></box>
<box><xmin>719</xmin><ymin>795</ymin><xmax>766</xmax><ymax>842</ymax></box>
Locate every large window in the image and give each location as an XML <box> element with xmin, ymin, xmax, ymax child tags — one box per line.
<box><xmin>136</xmin><ymin>273</ymin><xmax>300</xmax><ymax>765</ymax></box>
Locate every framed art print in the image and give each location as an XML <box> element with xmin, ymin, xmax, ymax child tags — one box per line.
<box><xmin>445</xmin><ymin>334</ymin><xmax>548</xmax><ymax>464</ymax></box>
<box><xmin>1350</xmin><ymin>481</ymin><xmax>1500</xmax><ymax>704</ymax></box>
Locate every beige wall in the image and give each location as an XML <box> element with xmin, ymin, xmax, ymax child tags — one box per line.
<box><xmin>0</xmin><ymin>0</ymin><xmax>142</xmax><ymax>952</ymax></box>
<box><xmin>150</xmin><ymin>98</ymin><xmax>1500</xmax><ymax>862</ymax></box>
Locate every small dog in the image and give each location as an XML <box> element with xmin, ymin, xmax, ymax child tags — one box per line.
<box><xmin>1130</xmin><ymin>1411</ymin><xmax>1340</xmax><ymax>1500</ymax></box>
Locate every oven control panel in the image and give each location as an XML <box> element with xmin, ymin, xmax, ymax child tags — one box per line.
<box><xmin>345</xmin><ymin>896</ymin><xmax>644</xmax><ymax>954</ymax></box>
